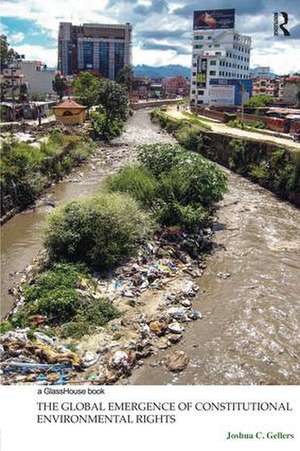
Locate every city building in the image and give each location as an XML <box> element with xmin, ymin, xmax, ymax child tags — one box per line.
<box><xmin>21</xmin><ymin>61</ymin><xmax>55</xmax><ymax>95</ymax></box>
<box><xmin>131</xmin><ymin>77</ymin><xmax>151</xmax><ymax>100</ymax></box>
<box><xmin>0</xmin><ymin>35</ymin><xmax>24</xmax><ymax>101</ymax></box>
<box><xmin>162</xmin><ymin>76</ymin><xmax>190</xmax><ymax>98</ymax></box>
<box><xmin>282</xmin><ymin>76</ymin><xmax>300</xmax><ymax>105</ymax></box>
<box><xmin>250</xmin><ymin>66</ymin><xmax>277</xmax><ymax>79</ymax></box>
<box><xmin>190</xmin><ymin>9</ymin><xmax>252</xmax><ymax>106</ymax></box>
<box><xmin>58</xmin><ymin>22</ymin><xmax>132</xmax><ymax>80</ymax></box>
<box><xmin>252</xmin><ymin>77</ymin><xmax>284</xmax><ymax>98</ymax></box>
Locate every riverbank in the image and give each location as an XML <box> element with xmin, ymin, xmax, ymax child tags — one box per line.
<box><xmin>1</xmin><ymin>112</ymin><xmax>226</xmax><ymax>384</ymax></box>
<box><xmin>151</xmin><ymin>109</ymin><xmax>300</xmax><ymax>207</ymax></box>
<box><xmin>2</xmin><ymin>110</ymin><xmax>299</xmax><ymax>386</ymax></box>
<box><xmin>127</xmin><ymin>166</ymin><xmax>300</xmax><ymax>385</ymax></box>
<box><xmin>0</xmin><ymin>123</ymin><xmax>94</xmax><ymax>224</ymax></box>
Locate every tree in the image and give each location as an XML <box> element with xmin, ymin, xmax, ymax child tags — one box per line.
<box><xmin>116</xmin><ymin>64</ymin><xmax>134</xmax><ymax>91</ymax></box>
<box><xmin>52</xmin><ymin>74</ymin><xmax>67</xmax><ymax>100</ymax></box>
<box><xmin>96</xmin><ymin>79</ymin><xmax>129</xmax><ymax>121</ymax></box>
<box><xmin>245</xmin><ymin>95</ymin><xmax>275</xmax><ymax>108</ymax></box>
<box><xmin>0</xmin><ymin>36</ymin><xmax>18</xmax><ymax>72</ymax></box>
<box><xmin>72</xmin><ymin>72</ymin><xmax>100</xmax><ymax>108</ymax></box>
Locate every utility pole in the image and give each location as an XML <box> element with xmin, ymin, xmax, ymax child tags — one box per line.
<box><xmin>239</xmin><ymin>82</ymin><xmax>245</xmax><ymax>123</ymax></box>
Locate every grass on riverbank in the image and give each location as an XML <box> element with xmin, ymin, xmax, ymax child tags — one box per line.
<box><xmin>3</xmin><ymin>263</ymin><xmax>120</xmax><ymax>338</ymax></box>
<box><xmin>0</xmin><ymin>129</ymin><xmax>95</xmax><ymax>218</ymax></box>
<box><xmin>150</xmin><ymin>108</ymin><xmax>300</xmax><ymax>204</ymax></box>
<box><xmin>107</xmin><ymin>143</ymin><xmax>227</xmax><ymax>232</ymax></box>
<box><xmin>1</xmin><ymin>130</ymin><xmax>228</xmax><ymax>341</ymax></box>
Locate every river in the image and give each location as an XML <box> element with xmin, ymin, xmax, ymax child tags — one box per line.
<box><xmin>1</xmin><ymin>110</ymin><xmax>300</xmax><ymax>384</ymax></box>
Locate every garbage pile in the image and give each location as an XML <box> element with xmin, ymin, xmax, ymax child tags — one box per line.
<box><xmin>97</xmin><ymin>226</ymin><xmax>210</xmax><ymax>302</ymax></box>
<box><xmin>1</xmin><ymin>226</ymin><xmax>209</xmax><ymax>384</ymax></box>
<box><xmin>0</xmin><ymin>330</ymin><xmax>82</xmax><ymax>384</ymax></box>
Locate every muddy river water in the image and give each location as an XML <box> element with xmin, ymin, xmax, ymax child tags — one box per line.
<box><xmin>1</xmin><ymin>110</ymin><xmax>300</xmax><ymax>384</ymax></box>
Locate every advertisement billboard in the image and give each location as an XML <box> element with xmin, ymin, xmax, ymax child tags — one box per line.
<box><xmin>196</xmin><ymin>58</ymin><xmax>207</xmax><ymax>87</ymax></box>
<box><xmin>193</xmin><ymin>9</ymin><xmax>235</xmax><ymax>30</ymax></box>
<box><xmin>208</xmin><ymin>85</ymin><xmax>235</xmax><ymax>106</ymax></box>
<box><xmin>209</xmin><ymin>79</ymin><xmax>253</xmax><ymax>106</ymax></box>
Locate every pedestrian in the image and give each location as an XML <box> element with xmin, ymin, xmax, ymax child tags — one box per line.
<box><xmin>177</xmin><ymin>103</ymin><xmax>180</xmax><ymax>111</ymax></box>
<box><xmin>37</xmin><ymin>106</ymin><xmax>42</xmax><ymax>126</ymax></box>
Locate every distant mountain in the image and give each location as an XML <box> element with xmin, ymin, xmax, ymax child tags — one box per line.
<box><xmin>134</xmin><ymin>64</ymin><xmax>190</xmax><ymax>79</ymax></box>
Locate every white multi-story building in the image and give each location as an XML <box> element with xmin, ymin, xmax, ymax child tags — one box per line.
<box><xmin>190</xmin><ymin>14</ymin><xmax>251</xmax><ymax>106</ymax></box>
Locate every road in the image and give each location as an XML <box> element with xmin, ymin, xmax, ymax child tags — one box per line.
<box><xmin>169</xmin><ymin>107</ymin><xmax>300</xmax><ymax>152</ymax></box>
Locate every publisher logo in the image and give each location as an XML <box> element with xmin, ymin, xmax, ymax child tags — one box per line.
<box><xmin>274</xmin><ymin>11</ymin><xmax>290</xmax><ymax>36</ymax></box>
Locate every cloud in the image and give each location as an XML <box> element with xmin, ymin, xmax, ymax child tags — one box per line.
<box><xmin>13</xmin><ymin>44</ymin><xmax>57</xmax><ymax>67</ymax></box>
<box><xmin>142</xmin><ymin>41</ymin><xmax>190</xmax><ymax>55</ymax></box>
<box><xmin>1</xmin><ymin>0</ymin><xmax>299</xmax><ymax>72</ymax></box>
<box><xmin>10</xmin><ymin>31</ymin><xmax>25</xmax><ymax>43</ymax></box>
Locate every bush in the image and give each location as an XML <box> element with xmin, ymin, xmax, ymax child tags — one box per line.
<box><xmin>90</xmin><ymin>111</ymin><xmax>124</xmax><ymax>141</ymax></box>
<box><xmin>1</xmin><ymin>135</ymin><xmax>94</xmax><ymax>216</ymax></box>
<box><xmin>45</xmin><ymin>193</ymin><xmax>154</xmax><ymax>269</ymax></box>
<box><xmin>11</xmin><ymin>263</ymin><xmax>120</xmax><ymax>337</ymax></box>
<box><xmin>175</xmin><ymin>125</ymin><xmax>203</xmax><ymax>151</ymax></box>
<box><xmin>137</xmin><ymin>143</ymin><xmax>186</xmax><ymax>177</ymax></box>
<box><xmin>109</xmin><ymin>144</ymin><xmax>227</xmax><ymax>232</ymax></box>
<box><xmin>245</xmin><ymin>95</ymin><xmax>275</xmax><ymax>108</ymax></box>
<box><xmin>106</xmin><ymin>166</ymin><xmax>158</xmax><ymax>207</ymax></box>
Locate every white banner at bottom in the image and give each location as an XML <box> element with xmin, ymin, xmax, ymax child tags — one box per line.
<box><xmin>0</xmin><ymin>385</ymin><xmax>298</xmax><ymax>450</ymax></box>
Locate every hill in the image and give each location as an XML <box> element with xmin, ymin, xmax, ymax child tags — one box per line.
<box><xmin>134</xmin><ymin>64</ymin><xmax>190</xmax><ymax>79</ymax></box>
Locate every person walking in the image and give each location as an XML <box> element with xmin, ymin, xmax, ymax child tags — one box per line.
<box><xmin>37</xmin><ymin>106</ymin><xmax>42</xmax><ymax>126</ymax></box>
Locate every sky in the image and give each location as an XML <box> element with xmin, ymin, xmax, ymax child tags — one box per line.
<box><xmin>1</xmin><ymin>0</ymin><xmax>300</xmax><ymax>73</ymax></box>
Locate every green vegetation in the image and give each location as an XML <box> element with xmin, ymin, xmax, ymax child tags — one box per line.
<box><xmin>0</xmin><ymin>130</ymin><xmax>94</xmax><ymax>217</ymax></box>
<box><xmin>244</xmin><ymin>95</ymin><xmax>275</xmax><ymax>108</ymax></box>
<box><xmin>52</xmin><ymin>74</ymin><xmax>68</xmax><ymax>100</ymax></box>
<box><xmin>181</xmin><ymin>112</ymin><xmax>212</xmax><ymax>129</ymax></box>
<box><xmin>116</xmin><ymin>64</ymin><xmax>134</xmax><ymax>91</ymax></box>
<box><xmin>9</xmin><ymin>263</ymin><xmax>120</xmax><ymax>338</ymax></box>
<box><xmin>73</xmin><ymin>72</ymin><xmax>129</xmax><ymax>141</ymax></box>
<box><xmin>90</xmin><ymin>111</ymin><xmax>124</xmax><ymax>142</ymax></box>
<box><xmin>72</xmin><ymin>72</ymin><xmax>100</xmax><ymax>108</ymax></box>
<box><xmin>228</xmin><ymin>119</ymin><xmax>266</xmax><ymax>130</ymax></box>
<box><xmin>228</xmin><ymin>139</ymin><xmax>299</xmax><ymax>197</ymax></box>
<box><xmin>108</xmin><ymin>143</ymin><xmax>227</xmax><ymax>232</ymax></box>
<box><xmin>45</xmin><ymin>192</ymin><xmax>154</xmax><ymax>269</ymax></box>
<box><xmin>150</xmin><ymin>108</ymin><xmax>300</xmax><ymax>206</ymax></box>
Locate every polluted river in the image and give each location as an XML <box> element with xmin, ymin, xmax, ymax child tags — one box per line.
<box><xmin>1</xmin><ymin>110</ymin><xmax>300</xmax><ymax>385</ymax></box>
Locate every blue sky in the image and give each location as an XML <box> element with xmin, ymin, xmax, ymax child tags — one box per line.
<box><xmin>1</xmin><ymin>0</ymin><xmax>300</xmax><ymax>73</ymax></box>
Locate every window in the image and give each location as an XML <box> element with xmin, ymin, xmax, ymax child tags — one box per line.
<box><xmin>209</xmin><ymin>70</ymin><xmax>216</xmax><ymax>75</ymax></box>
<box><xmin>210</xmin><ymin>60</ymin><xmax>216</xmax><ymax>65</ymax></box>
<box><xmin>216</xmin><ymin>52</ymin><xmax>221</xmax><ymax>56</ymax></box>
<box><xmin>99</xmin><ymin>41</ymin><xmax>109</xmax><ymax>77</ymax></box>
<box><xmin>207</xmin><ymin>36</ymin><xmax>212</xmax><ymax>39</ymax></box>
<box><xmin>195</xmin><ymin>44</ymin><xmax>203</xmax><ymax>49</ymax></box>
<box><xmin>192</xmin><ymin>90</ymin><xmax>196</xmax><ymax>94</ymax></box>
<box><xmin>197</xmin><ymin>100</ymin><xmax>204</xmax><ymax>104</ymax></box>
<box><xmin>193</xmin><ymin>72</ymin><xmax>196</xmax><ymax>76</ymax></box>
<box><xmin>214</xmin><ymin>44</ymin><xmax>220</xmax><ymax>47</ymax></box>
<box><xmin>198</xmin><ymin>89</ymin><xmax>204</xmax><ymax>95</ymax></box>
<box><xmin>83</xmin><ymin>41</ymin><xmax>94</xmax><ymax>70</ymax></box>
<box><xmin>195</xmin><ymin>35</ymin><xmax>204</xmax><ymax>40</ymax></box>
<box><xmin>114</xmin><ymin>42</ymin><xmax>125</xmax><ymax>78</ymax></box>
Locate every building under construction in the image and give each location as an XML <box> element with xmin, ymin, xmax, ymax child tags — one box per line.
<box><xmin>58</xmin><ymin>22</ymin><xmax>132</xmax><ymax>79</ymax></box>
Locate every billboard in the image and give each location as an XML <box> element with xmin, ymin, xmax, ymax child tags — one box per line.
<box><xmin>196</xmin><ymin>58</ymin><xmax>207</xmax><ymax>87</ymax></box>
<box><xmin>209</xmin><ymin>79</ymin><xmax>253</xmax><ymax>106</ymax></box>
<box><xmin>193</xmin><ymin>9</ymin><xmax>235</xmax><ymax>30</ymax></box>
<box><xmin>209</xmin><ymin>85</ymin><xmax>235</xmax><ymax>106</ymax></box>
